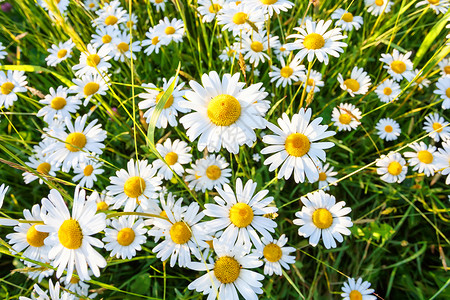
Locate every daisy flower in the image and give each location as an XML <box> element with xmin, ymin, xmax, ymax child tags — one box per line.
<box><xmin>416</xmin><ymin>0</ymin><xmax>449</xmax><ymax>14</ymax></box>
<box><xmin>103</xmin><ymin>216</ymin><xmax>147</xmax><ymax>259</ymax></box>
<box><xmin>255</xmin><ymin>234</ymin><xmax>296</xmax><ymax>276</ymax></box>
<box><xmin>37</xmin><ymin>0</ymin><xmax>70</xmax><ymax>16</ymax></box>
<box><xmin>72</xmin><ymin>44</ymin><xmax>112</xmax><ymax>77</ymax></box>
<box><xmin>337</xmin><ymin>66</ymin><xmax>371</xmax><ymax>97</ymax></box>
<box><xmin>138</xmin><ymin>77</ymin><xmax>189</xmax><ymax>129</ymax></box>
<box><xmin>90</xmin><ymin>26</ymin><xmax>120</xmax><ymax>50</ymax></box>
<box><xmin>121</xmin><ymin>12</ymin><xmax>138</xmax><ymax>31</ymax></box>
<box><xmin>179</xmin><ymin>71</ymin><xmax>268</xmax><ymax>154</ymax></box>
<box><xmin>37</xmin><ymin>187</ymin><xmax>107</xmax><ymax>283</ymax></box>
<box><xmin>241</xmin><ymin>30</ymin><xmax>279</xmax><ymax>67</ymax></box>
<box><xmin>364</xmin><ymin>0</ymin><xmax>393</xmax><ymax>16</ymax></box>
<box><xmin>299</xmin><ymin>69</ymin><xmax>324</xmax><ymax>93</ymax></box>
<box><xmin>84</xmin><ymin>0</ymin><xmax>99</xmax><ymax>11</ymax></box>
<box><xmin>375</xmin><ymin>79</ymin><xmax>401</xmax><ymax>103</ymax></box>
<box><xmin>87</xmin><ymin>190</ymin><xmax>113</xmax><ymax>212</ymax></box>
<box><xmin>331</xmin><ymin>9</ymin><xmax>364</xmax><ymax>32</ymax></box>
<box><xmin>20</xmin><ymin>280</ymin><xmax>72</xmax><ymax>300</ymax></box>
<box><xmin>70</xmin><ymin>73</ymin><xmax>110</xmax><ymax>106</ymax></box>
<box><xmin>0</xmin><ymin>70</ymin><xmax>27</xmax><ymax>109</ymax></box>
<box><xmin>111</xmin><ymin>32</ymin><xmax>142</xmax><ymax>62</ymax></box>
<box><xmin>155</xmin><ymin>17</ymin><xmax>185</xmax><ymax>45</ymax></box>
<box><xmin>149</xmin><ymin>198</ymin><xmax>209</xmax><ymax>267</ymax></box>
<box><xmin>435</xmin><ymin>140</ymin><xmax>450</xmax><ymax>184</ymax></box>
<box><xmin>262</xmin><ymin>109</ymin><xmax>335</xmax><ymax>183</ymax></box>
<box><xmin>332</xmin><ymin>103</ymin><xmax>362</xmax><ymax>132</ymax></box>
<box><xmin>438</xmin><ymin>57</ymin><xmax>450</xmax><ymax>77</ymax></box>
<box><xmin>142</xmin><ymin>26</ymin><xmax>165</xmax><ymax>55</ymax></box>
<box><xmin>187</xmin><ymin>238</ymin><xmax>264</xmax><ymax>300</ymax></box>
<box><xmin>380</xmin><ymin>49</ymin><xmax>414</xmax><ymax>82</ymax></box>
<box><xmin>23</xmin><ymin>142</ymin><xmax>60</xmax><ymax>184</ymax></box>
<box><xmin>197</xmin><ymin>0</ymin><xmax>224</xmax><ymax>23</ymax></box>
<box><xmin>43</xmin><ymin>115</ymin><xmax>107</xmax><ymax>172</ymax></box>
<box><xmin>72</xmin><ymin>158</ymin><xmax>104</xmax><ymax>188</ymax></box>
<box><xmin>434</xmin><ymin>76</ymin><xmax>450</xmax><ymax>109</ymax></box>
<box><xmin>185</xmin><ymin>154</ymin><xmax>232</xmax><ymax>192</ymax></box>
<box><xmin>106</xmin><ymin>158</ymin><xmax>162</xmax><ymax>212</ymax></box>
<box><xmin>341</xmin><ymin>277</ymin><xmax>376</xmax><ymax>300</ymax></box>
<box><xmin>269</xmin><ymin>57</ymin><xmax>305</xmax><ymax>88</ymax></box>
<box><xmin>218</xmin><ymin>43</ymin><xmax>240</xmax><ymax>62</ymax></box>
<box><xmin>376</xmin><ymin>152</ymin><xmax>408</xmax><ymax>183</ymax></box>
<box><xmin>0</xmin><ymin>42</ymin><xmax>7</xmax><ymax>62</ymax></box>
<box><xmin>286</xmin><ymin>19</ymin><xmax>347</xmax><ymax>65</ymax></box>
<box><xmin>0</xmin><ymin>183</ymin><xmax>9</xmax><ymax>209</ymax></box>
<box><xmin>217</xmin><ymin>3</ymin><xmax>265</xmax><ymax>37</ymax></box>
<box><xmin>274</xmin><ymin>43</ymin><xmax>291</xmax><ymax>57</ymax></box>
<box><xmin>316</xmin><ymin>161</ymin><xmax>338</xmax><ymax>191</ymax></box>
<box><xmin>203</xmin><ymin>178</ymin><xmax>278</xmax><ymax>247</ymax></box>
<box><xmin>423</xmin><ymin>112</ymin><xmax>450</xmax><ymax>142</ymax></box>
<box><xmin>150</xmin><ymin>0</ymin><xmax>166</xmax><ymax>12</ymax></box>
<box><xmin>93</xmin><ymin>2</ymin><xmax>126</xmax><ymax>28</ymax></box>
<box><xmin>37</xmin><ymin>86</ymin><xmax>81</xmax><ymax>124</ymax></box>
<box><xmin>153</xmin><ymin>138</ymin><xmax>192</xmax><ymax>180</ymax></box>
<box><xmin>404</xmin><ymin>142</ymin><xmax>438</xmax><ymax>176</ymax></box>
<box><xmin>293</xmin><ymin>190</ymin><xmax>352</xmax><ymax>249</ymax></box>
<box><xmin>375</xmin><ymin>118</ymin><xmax>401</xmax><ymax>141</ymax></box>
<box><xmin>247</xmin><ymin>0</ymin><xmax>294</xmax><ymax>17</ymax></box>
<box><xmin>411</xmin><ymin>69</ymin><xmax>431</xmax><ymax>89</ymax></box>
<box><xmin>45</xmin><ymin>39</ymin><xmax>75</xmax><ymax>67</ymax></box>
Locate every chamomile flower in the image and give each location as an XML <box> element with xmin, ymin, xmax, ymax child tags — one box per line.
<box><xmin>375</xmin><ymin>118</ymin><xmax>401</xmax><ymax>141</ymax></box>
<box><xmin>286</xmin><ymin>19</ymin><xmax>347</xmax><ymax>65</ymax></box>
<box><xmin>293</xmin><ymin>190</ymin><xmax>352</xmax><ymax>249</ymax></box>
<box><xmin>156</xmin><ymin>17</ymin><xmax>185</xmax><ymax>45</ymax></box>
<box><xmin>72</xmin><ymin>44</ymin><xmax>112</xmax><ymax>77</ymax></box>
<box><xmin>262</xmin><ymin>109</ymin><xmax>335</xmax><ymax>183</ymax></box>
<box><xmin>411</xmin><ymin>69</ymin><xmax>431</xmax><ymax>89</ymax></box>
<box><xmin>60</xmin><ymin>274</ymin><xmax>91</xmax><ymax>298</ymax></box>
<box><xmin>70</xmin><ymin>73</ymin><xmax>110</xmax><ymax>106</ymax></box>
<box><xmin>84</xmin><ymin>0</ymin><xmax>99</xmax><ymax>11</ymax></box>
<box><xmin>90</xmin><ymin>26</ymin><xmax>120</xmax><ymax>50</ymax></box>
<box><xmin>0</xmin><ymin>183</ymin><xmax>9</xmax><ymax>208</ymax></box>
<box><xmin>23</xmin><ymin>142</ymin><xmax>60</xmax><ymax>184</ymax></box>
<box><xmin>404</xmin><ymin>142</ymin><xmax>438</xmax><ymax>176</ymax></box>
<box><xmin>111</xmin><ymin>32</ymin><xmax>142</xmax><ymax>62</ymax></box>
<box><xmin>121</xmin><ymin>12</ymin><xmax>138</xmax><ymax>31</ymax></box>
<box><xmin>197</xmin><ymin>0</ymin><xmax>224</xmax><ymax>23</ymax></box>
<box><xmin>376</xmin><ymin>152</ymin><xmax>407</xmax><ymax>183</ymax></box>
<box><xmin>217</xmin><ymin>3</ymin><xmax>265</xmax><ymax>37</ymax></box>
<box><xmin>38</xmin><ymin>0</ymin><xmax>70</xmax><ymax>16</ymax></box>
<box><xmin>435</xmin><ymin>140</ymin><xmax>450</xmax><ymax>184</ymax></box>
<box><xmin>299</xmin><ymin>69</ymin><xmax>324</xmax><ymax>93</ymax></box>
<box><xmin>44</xmin><ymin>115</ymin><xmax>107</xmax><ymax>172</ymax></box>
<box><xmin>94</xmin><ymin>3</ymin><xmax>126</xmax><ymax>28</ymax></box>
<box><xmin>434</xmin><ymin>76</ymin><xmax>450</xmax><ymax>109</ymax></box>
<box><xmin>203</xmin><ymin>178</ymin><xmax>278</xmax><ymax>247</ymax></box>
<box><xmin>269</xmin><ymin>57</ymin><xmax>305</xmax><ymax>88</ymax></box>
<box><xmin>37</xmin><ymin>86</ymin><xmax>81</xmax><ymax>124</ymax></box>
<box><xmin>19</xmin><ymin>280</ymin><xmax>72</xmax><ymax>300</ymax></box>
<box><xmin>375</xmin><ymin>79</ymin><xmax>401</xmax><ymax>103</ymax></box>
<box><xmin>185</xmin><ymin>154</ymin><xmax>231</xmax><ymax>192</ymax></box>
<box><xmin>87</xmin><ymin>190</ymin><xmax>113</xmax><ymax>212</ymax></box>
<box><xmin>380</xmin><ymin>49</ymin><xmax>414</xmax><ymax>82</ymax></box>
<box><xmin>0</xmin><ymin>70</ymin><xmax>27</xmax><ymax>109</ymax></box>
<box><xmin>337</xmin><ymin>67</ymin><xmax>371</xmax><ymax>97</ymax></box>
<box><xmin>106</xmin><ymin>158</ymin><xmax>162</xmax><ymax>212</ymax></box>
<box><xmin>103</xmin><ymin>216</ymin><xmax>147</xmax><ymax>259</ymax></box>
<box><xmin>274</xmin><ymin>43</ymin><xmax>291</xmax><ymax>57</ymax></box>
<box><xmin>438</xmin><ymin>57</ymin><xmax>450</xmax><ymax>77</ymax></box>
<box><xmin>142</xmin><ymin>26</ymin><xmax>165</xmax><ymax>55</ymax></box>
<box><xmin>416</xmin><ymin>0</ymin><xmax>449</xmax><ymax>14</ymax></box>
<box><xmin>187</xmin><ymin>238</ymin><xmax>264</xmax><ymax>300</ymax></box>
<box><xmin>241</xmin><ymin>30</ymin><xmax>279</xmax><ymax>67</ymax></box>
<box><xmin>0</xmin><ymin>42</ymin><xmax>6</xmax><ymax>62</ymax></box>
<box><xmin>316</xmin><ymin>161</ymin><xmax>338</xmax><ymax>191</ymax></box>
<box><xmin>153</xmin><ymin>138</ymin><xmax>192</xmax><ymax>180</ymax></box>
<box><xmin>364</xmin><ymin>0</ymin><xmax>393</xmax><ymax>16</ymax></box>
<box><xmin>255</xmin><ymin>234</ymin><xmax>296</xmax><ymax>276</ymax></box>
<box><xmin>150</xmin><ymin>0</ymin><xmax>166</xmax><ymax>12</ymax></box>
<box><xmin>72</xmin><ymin>158</ymin><xmax>104</xmax><ymax>188</ymax></box>
<box><xmin>341</xmin><ymin>277</ymin><xmax>377</xmax><ymax>300</ymax></box>
<box><xmin>45</xmin><ymin>39</ymin><xmax>75</xmax><ymax>67</ymax></box>
<box><xmin>179</xmin><ymin>71</ymin><xmax>268</xmax><ymax>154</ymax></box>
<box><xmin>37</xmin><ymin>187</ymin><xmax>107</xmax><ymax>283</ymax></box>
<box><xmin>219</xmin><ymin>43</ymin><xmax>240</xmax><ymax>62</ymax></box>
<box><xmin>332</xmin><ymin>103</ymin><xmax>362</xmax><ymax>132</ymax></box>
<box><xmin>247</xmin><ymin>0</ymin><xmax>294</xmax><ymax>17</ymax></box>
<box><xmin>331</xmin><ymin>9</ymin><xmax>364</xmax><ymax>31</ymax></box>
<box><xmin>138</xmin><ymin>77</ymin><xmax>189</xmax><ymax>128</ymax></box>
<box><xmin>423</xmin><ymin>112</ymin><xmax>450</xmax><ymax>142</ymax></box>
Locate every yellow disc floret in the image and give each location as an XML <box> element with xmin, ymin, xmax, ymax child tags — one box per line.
<box><xmin>232</xmin><ymin>12</ymin><xmax>247</xmax><ymax>25</ymax></box>
<box><xmin>312</xmin><ymin>208</ymin><xmax>333</xmax><ymax>229</ymax></box>
<box><xmin>384</xmin><ymin>125</ymin><xmax>393</xmax><ymax>132</ymax></box>
<box><xmin>206</xmin><ymin>165</ymin><xmax>221</xmax><ymax>180</ymax></box>
<box><xmin>344</xmin><ymin>79</ymin><xmax>360</xmax><ymax>92</ymax></box>
<box><xmin>152</xmin><ymin>36</ymin><xmax>159</xmax><ymax>45</ymax></box>
<box><xmin>105</xmin><ymin>15</ymin><xmax>118</xmax><ymax>26</ymax></box>
<box><xmin>117</xmin><ymin>42</ymin><xmax>129</xmax><ymax>53</ymax></box>
<box><xmin>342</xmin><ymin>12</ymin><xmax>353</xmax><ymax>22</ymax></box>
<box><xmin>229</xmin><ymin>203</ymin><xmax>254</xmax><ymax>228</ymax></box>
<box><xmin>83</xmin><ymin>82</ymin><xmax>100</xmax><ymax>96</ymax></box>
<box><xmin>155</xmin><ymin>91</ymin><xmax>174</xmax><ymax>108</ymax></box>
<box><xmin>214</xmin><ymin>256</ymin><xmax>241</xmax><ymax>284</ymax></box>
<box><xmin>285</xmin><ymin>133</ymin><xmax>311</xmax><ymax>157</ymax></box>
<box><xmin>280</xmin><ymin>66</ymin><xmax>294</xmax><ymax>78</ymax></box>
<box><xmin>26</xmin><ymin>225</ymin><xmax>49</xmax><ymax>247</ymax></box>
<box><xmin>207</xmin><ymin>94</ymin><xmax>241</xmax><ymax>126</ymax></box>
<box><xmin>165</xmin><ymin>152</ymin><xmax>178</xmax><ymax>165</ymax></box>
<box><xmin>209</xmin><ymin>4</ymin><xmax>221</xmax><ymax>13</ymax></box>
<box><xmin>37</xmin><ymin>162</ymin><xmax>51</xmax><ymax>174</ymax></box>
<box><xmin>65</xmin><ymin>132</ymin><xmax>87</xmax><ymax>152</ymax></box>
<box><xmin>263</xmin><ymin>243</ymin><xmax>282</xmax><ymax>262</ymax></box>
<box><xmin>170</xmin><ymin>221</ymin><xmax>192</xmax><ymax>244</ymax></box>
<box><xmin>86</xmin><ymin>54</ymin><xmax>101</xmax><ymax>67</ymax></box>
<box><xmin>1</xmin><ymin>82</ymin><xmax>14</xmax><ymax>95</ymax></box>
<box><xmin>387</xmin><ymin>161</ymin><xmax>402</xmax><ymax>176</ymax></box>
<box><xmin>428</xmin><ymin>0</ymin><xmax>440</xmax><ymax>4</ymax></box>
<box><xmin>83</xmin><ymin>165</ymin><xmax>94</xmax><ymax>176</ymax></box>
<box><xmin>102</xmin><ymin>35</ymin><xmax>112</xmax><ymax>44</ymax></box>
<box><xmin>250</xmin><ymin>41</ymin><xmax>264</xmax><ymax>52</ymax></box>
<box><xmin>165</xmin><ymin>26</ymin><xmax>176</xmax><ymax>35</ymax></box>
<box><xmin>444</xmin><ymin>66</ymin><xmax>450</xmax><ymax>75</ymax></box>
<box><xmin>124</xmin><ymin>176</ymin><xmax>146</xmax><ymax>198</ymax></box>
<box><xmin>417</xmin><ymin>150</ymin><xmax>433</xmax><ymax>164</ymax></box>
<box><xmin>383</xmin><ymin>87</ymin><xmax>392</xmax><ymax>95</ymax></box>
<box><xmin>432</xmin><ymin>122</ymin><xmax>443</xmax><ymax>133</ymax></box>
<box><xmin>303</xmin><ymin>33</ymin><xmax>325</xmax><ymax>50</ymax></box>
<box><xmin>391</xmin><ymin>61</ymin><xmax>406</xmax><ymax>74</ymax></box>
<box><xmin>51</xmin><ymin>96</ymin><xmax>67</xmax><ymax>110</ymax></box>
<box><xmin>117</xmin><ymin>227</ymin><xmax>135</xmax><ymax>246</ymax></box>
<box><xmin>318</xmin><ymin>172</ymin><xmax>327</xmax><ymax>181</ymax></box>
<box><xmin>57</xmin><ymin>49</ymin><xmax>68</xmax><ymax>59</ymax></box>
<box><xmin>58</xmin><ymin>219</ymin><xmax>83</xmax><ymax>249</ymax></box>
<box><xmin>349</xmin><ymin>290</ymin><xmax>363</xmax><ymax>300</ymax></box>
<box><xmin>97</xmin><ymin>201</ymin><xmax>108</xmax><ymax>211</ymax></box>
<box><xmin>339</xmin><ymin>113</ymin><xmax>352</xmax><ymax>125</ymax></box>
<box><xmin>375</xmin><ymin>0</ymin><xmax>384</xmax><ymax>6</ymax></box>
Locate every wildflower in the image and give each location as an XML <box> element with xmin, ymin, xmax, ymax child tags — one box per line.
<box><xmin>375</xmin><ymin>79</ymin><xmax>401</xmax><ymax>103</ymax></box>
<box><xmin>0</xmin><ymin>70</ymin><xmax>27</xmax><ymax>109</ymax></box>
<box><xmin>45</xmin><ymin>39</ymin><xmax>75</xmax><ymax>67</ymax></box>
<box><xmin>185</xmin><ymin>154</ymin><xmax>231</xmax><ymax>192</ymax></box>
<box><xmin>423</xmin><ymin>112</ymin><xmax>450</xmax><ymax>142</ymax></box>
<box><xmin>365</xmin><ymin>0</ymin><xmax>393</xmax><ymax>16</ymax></box>
<box><xmin>341</xmin><ymin>277</ymin><xmax>377</xmax><ymax>300</ymax></box>
<box><xmin>434</xmin><ymin>76</ymin><xmax>450</xmax><ymax>109</ymax></box>
<box><xmin>337</xmin><ymin>66</ymin><xmax>371</xmax><ymax>97</ymax></box>
<box><xmin>404</xmin><ymin>142</ymin><xmax>438</xmax><ymax>177</ymax></box>
<box><xmin>153</xmin><ymin>138</ymin><xmax>192</xmax><ymax>180</ymax></box>
<box><xmin>376</xmin><ymin>152</ymin><xmax>408</xmax><ymax>183</ymax></box>
<box><xmin>375</xmin><ymin>118</ymin><xmax>401</xmax><ymax>141</ymax></box>
<box><xmin>269</xmin><ymin>57</ymin><xmax>305</xmax><ymax>88</ymax></box>
<box><xmin>72</xmin><ymin>158</ymin><xmax>104</xmax><ymax>188</ymax></box>
<box><xmin>255</xmin><ymin>234</ymin><xmax>296</xmax><ymax>276</ymax></box>
<box><xmin>37</xmin><ymin>86</ymin><xmax>81</xmax><ymax>123</ymax></box>
<box><xmin>70</xmin><ymin>73</ymin><xmax>110</xmax><ymax>106</ymax></box>
<box><xmin>380</xmin><ymin>49</ymin><xmax>414</xmax><ymax>82</ymax></box>
<box><xmin>332</xmin><ymin>103</ymin><xmax>362</xmax><ymax>131</ymax></box>
<box><xmin>331</xmin><ymin>8</ymin><xmax>364</xmax><ymax>31</ymax></box>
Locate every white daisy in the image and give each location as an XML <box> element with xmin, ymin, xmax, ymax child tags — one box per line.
<box><xmin>404</xmin><ymin>142</ymin><xmax>438</xmax><ymax>177</ymax></box>
<box><xmin>331</xmin><ymin>103</ymin><xmax>362</xmax><ymax>132</ymax></box>
<box><xmin>341</xmin><ymin>277</ymin><xmax>377</xmax><ymax>300</ymax></box>
<box><xmin>185</xmin><ymin>154</ymin><xmax>232</xmax><ymax>192</ymax></box>
<box><xmin>37</xmin><ymin>187</ymin><xmax>107</xmax><ymax>283</ymax></box>
<box><xmin>316</xmin><ymin>161</ymin><xmax>338</xmax><ymax>191</ymax></box>
<box><xmin>274</xmin><ymin>43</ymin><xmax>291</xmax><ymax>58</ymax></box>
<box><xmin>423</xmin><ymin>112</ymin><xmax>450</xmax><ymax>142</ymax></box>
<box><xmin>380</xmin><ymin>49</ymin><xmax>414</xmax><ymax>82</ymax></box>
<box><xmin>376</xmin><ymin>152</ymin><xmax>408</xmax><ymax>183</ymax></box>
<box><xmin>110</xmin><ymin>32</ymin><xmax>142</xmax><ymax>62</ymax></box>
<box><xmin>70</xmin><ymin>73</ymin><xmax>110</xmax><ymax>106</ymax></box>
<box><xmin>218</xmin><ymin>43</ymin><xmax>240</xmax><ymax>62</ymax></box>
<box><xmin>150</xmin><ymin>0</ymin><xmax>166</xmax><ymax>12</ymax></box>
<box><xmin>364</xmin><ymin>0</ymin><xmax>393</xmax><ymax>16</ymax></box>
<box><xmin>155</xmin><ymin>17</ymin><xmax>185</xmax><ymax>45</ymax></box>
<box><xmin>197</xmin><ymin>0</ymin><xmax>224</xmax><ymax>23</ymax></box>
<box><xmin>255</xmin><ymin>234</ymin><xmax>296</xmax><ymax>276</ymax></box>
<box><xmin>247</xmin><ymin>0</ymin><xmax>294</xmax><ymax>17</ymax></box>
<box><xmin>331</xmin><ymin>9</ymin><xmax>364</xmax><ymax>31</ymax></box>
<box><xmin>142</xmin><ymin>26</ymin><xmax>164</xmax><ymax>55</ymax></box>
<box><xmin>45</xmin><ymin>39</ymin><xmax>75</xmax><ymax>67</ymax></box>
<box><xmin>87</xmin><ymin>190</ymin><xmax>113</xmax><ymax>212</ymax></box>
<box><xmin>269</xmin><ymin>57</ymin><xmax>305</xmax><ymax>88</ymax></box>
<box><xmin>435</xmin><ymin>140</ymin><xmax>450</xmax><ymax>184</ymax></box>
<box><xmin>153</xmin><ymin>138</ymin><xmax>192</xmax><ymax>180</ymax></box>
<box><xmin>72</xmin><ymin>158</ymin><xmax>104</xmax><ymax>188</ymax></box>
<box><xmin>179</xmin><ymin>71</ymin><xmax>268</xmax><ymax>154</ymax></box>
<box><xmin>337</xmin><ymin>66</ymin><xmax>371</xmax><ymax>97</ymax></box>
<box><xmin>411</xmin><ymin>69</ymin><xmax>431</xmax><ymax>89</ymax></box>
<box><xmin>434</xmin><ymin>76</ymin><xmax>450</xmax><ymax>109</ymax></box>
<box><xmin>121</xmin><ymin>12</ymin><xmax>138</xmax><ymax>31</ymax></box>
<box><xmin>299</xmin><ymin>69</ymin><xmax>324</xmax><ymax>93</ymax></box>
<box><xmin>0</xmin><ymin>70</ymin><xmax>27</xmax><ymax>109</ymax></box>
<box><xmin>90</xmin><ymin>26</ymin><xmax>120</xmax><ymax>51</ymax></box>
<box><xmin>217</xmin><ymin>3</ymin><xmax>265</xmax><ymax>37</ymax></box>
<box><xmin>22</xmin><ymin>262</ymin><xmax>54</xmax><ymax>283</ymax></box>
<box><xmin>286</xmin><ymin>19</ymin><xmax>347</xmax><ymax>65</ymax></box>
<box><xmin>84</xmin><ymin>0</ymin><xmax>99</xmax><ymax>11</ymax></box>
<box><xmin>375</xmin><ymin>117</ymin><xmax>401</xmax><ymax>141</ymax></box>
<box><xmin>375</xmin><ymin>79</ymin><xmax>401</xmax><ymax>103</ymax></box>
<box><xmin>93</xmin><ymin>3</ymin><xmax>126</xmax><ymax>28</ymax></box>
<box><xmin>19</xmin><ymin>280</ymin><xmax>72</xmax><ymax>300</ymax></box>
<box><xmin>293</xmin><ymin>190</ymin><xmax>352</xmax><ymax>249</ymax></box>
<box><xmin>262</xmin><ymin>109</ymin><xmax>335</xmax><ymax>183</ymax></box>
<box><xmin>241</xmin><ymin>30</ymin><xmax>279</xmax><ymax>67</ymax></box>
<box><xmin>0</xmin><ymin>183</ymin><xmax>9</xmax><ymax>209</ymax></box>
<box><xmin>72</xmin><ymin>44</ymin><xmax>112</xmax><ymax>77</ymax></box>
<box><xmin>37</xmin><ymin>86</ymin><xmax>81</xmax><ymax>124</ymax></box>
<box><xmin>438</xmin><ymin>57</ymin><xmax>450</xmax><ymax>77</ymax></box>
<box><xmin>416</xmin><ymin>0</ymin><xmax>449</xmax><ymax>14</ymax></box>
<box><xmin>60</xmin><ymin>274</ymin><xmax>91</xmax><ymax>298</ymax></box>
<box><xmin>23</xmin><ymin>142</ymin><xmax>60</xmax><ymax>184</ymax></box>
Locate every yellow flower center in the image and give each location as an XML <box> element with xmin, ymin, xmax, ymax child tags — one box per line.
<box><xmin>263</xmin><ymin>243</ymin><xmax>282</xmax><ymax>262</ymax></box>
<box><xmin>152</xmin><ymin>36</ymin><xmax>159</xmax><ymax>45</ymax></box>
<box><xmin>58</xmin><ymin>219</ymin><xmax>83</xmax><ymax>249</ymax></box>
<box><xmin>303</xmin><ymin>33</ymin><xmax>325</xmax><ymax>50</ymax></box>
<box><xmin>124</xmin><ymin>176</ymin><xmax>146</xmax><ymax>198</ymax></box>
<box><xmin>375</xmin><ymin>0</ymin><xmax>384</xmax><ymax>6</ymax></box>
<box><xmin>227</xmin><ymin>49</ymin><xmax>236</xmax><ymax>57</ymax></box>
<box><xmin>57</xmin><ymin>49</ymin><xmax>68</xmax><ymax>59</ymax></box>
<box><xmin>169</xmin><ymin>221</ymin><xmax>192</xmax><ymax>244</ymax></box>
<box><xmin>126</xmin><ymin>21</ymin><xmax>134</xmax><ymax>28</ymax></box>
<box><xmin>432</xmin><ymin>122</ymin><xmax>443</xmax><ymax>133</ymax></box>
<box><xmin>89</xmin><ymin>3</ymin><xmax>95</xmax><ymax>8</ymax></box>
<box><xmin>416</xmin><ymin>77</ymin><xmax>424</xmax><ymax>84</ymax></box>
<box><xmin>102</xmin><ymin>34</ymin><xmax>112</xmax><ymax>44</ymax></box>
<box><xmin>105</xmin><ymin>15</ymin><xmax>118</xmax><ymax>26</ymax></box>
<box><xmin>284</xmin><ymin>133</ymin><xmax>310</xmax><ymax>157</ymax></box>
<box><xmin>26</xmin><ymin>225</ymin><xmax>49</xmax><ymax>247</ymax></box>
<box><xmin>280</xmin><ymin>66</ymin><xmax>294</xmax><ymax>78</ymax></box>
<box><xmin>209</xmin><ymin>4</ymin><xmax>221</xmax><ymax>13</ymax></box>
<box><xmin>229</xmin><ymin>203</ymin><xmax>254</xmax><ymax>228</ymax></box>
<box><xmin>51</xmin><ymin>96</ymin><xmax>67</xmax><ymax>110</ymax></box>
<box><xmin>37</xmin><ymin>162</ymin><xmax>51</xmax><ymax>174</ymax></box>
<box><xmin>349</xmin><ymin>290</ymin><xmax>363</xmax><ymax>300</ymax></box>
<box><xmin>96</xmin><ymin>201</ymin><xmax>108</xmax><ymax>211</ymax></box>
<box><xmin>155</xmin><ymin>0</ymin><xmax>164</xmax><ymax>3</ymax></box>
<box><xmin>207</xmin><ymin>94</ymin><xmax>241</xmax><ymax>126</ymax></box>
<box><xmin>446</xmin><ymin>87</ymin><xmax>450</xmax><ymax>98</ymax></box>
<box><xmin>165</xmin><ymin>26</ymin><xmax>176</xmax><ymax>35</ymax></box>
<box><xmin>250</xmin><ymin>41</ymin><xmax>264</xmax><ymax>52</ymax></box>
<box><xmin>117</xmin><ymin>42</ymin><xmax>129</xmax><ymax>53</ymax></box>
<box><xmin>428</xmin><ymin>0</ymin><xmax>440</xmax><ymax>4</ymax></box>
<box><xmin>84</xmin><ymin>82</ymin><xmax>100</xmax><ymax>96</ymax></box>
<box><xmin>206</xmin><ymin>165</ymin><xmax>221</xmax><ymax>180</ymax></box>
<box><xmin>307</xmin><ymin>78</ymin><xmax>315</xmax><ymax>86</ymax></box>
<box><xmin>344</xmin><ymin>79</ymin><xmax>360</xmax><ymax>92</ymax></box>
<box><xmin>384</xmin><ymin>125</ymin><xmax>393</xmax><ymax>132</ymax></box>
<box><xmin>387</xmin><ymin>161</ymin><xmax>402</xmax><ymax>176</ymax></box>
<box><xmin>155</xmin><ymin>91</ymin><xmax>174</xmax><ymax>108</ymax></box>
<box><xmin>214</xmin><ymin>256</ymin><xmax>241</xmax><ymax>284</ymax></box>
<box><xmin>279</xmin><ymin>47</ymin><xmax>286</xmax><ymax>52</ymax></box>
<box><xmin>232</xmin><ymin>12</ymin><xmax>247</xmax><ymax>25</ymax></box>
<box><xmin>86</xmin><ymin>54</ymin><xmax>101</xmax><ymax>67</ymax></box>
<box><xmin>165</xmin><ymin>152</ymin><xmax>178</xmax><ymax>165</ymax></box>
<box><xmin>383</xmin><ymin>87</ymin><xmax>392</xmax><ymax>95</ymax></box>
<box><xmin>444</xmin><ymin>66</ymin><xmax>450</xmax><ymax>74</ymax></box>
<box><xmin>83</xmin><ymin>165</ymin><xmax>94</xmax><ymax>176</ymax></box>
<box><xmin>417</xmin><ymin>150</ymin><xmax>433</xmax><ymax>164</ymax></box>
<box><xmin>312</xmin><ymin>208</ymin><xmax>333</xmax><ymax>229</ymax></box>
<box><xmin>1</xmin><ymin>82</ymin><xmax>15</xmax><ymax>95</ymax></box>
<box><xmin>342</xmin><ymin>12</ymin><xmax>354</xmax><ymax>22</ymax></box>
<box><xmin>318</xmin><ymin>172</ymin><xmax>327</xmax><ymax>181</ymax></box>
<box><xmin>391</xmin><ymin>61</ymin><xmax>406</xmax><ymax>74</ymax></box>
<box><xmin>65</xmin><ymin>132</ymin><xmax>87</xmax><ymax>152</ymax></box>
<box><xmin>70</xmin><ymin>276</ymin><xmax>80</xmax><ymax>284</ymax></box>
<box><xmin>117</xmin><ymin>227</ymin><xmax>135</xmax><ymax>246</ymax></box>
<box><xmin>339</xmin><ymin>113</ymin><xmax>352</xmax><ymax>125</ymax></box>
<box><xmin>261</xmin><ymin>0</ymin><xmax>278</xmax><ymax>4</ymax></box>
